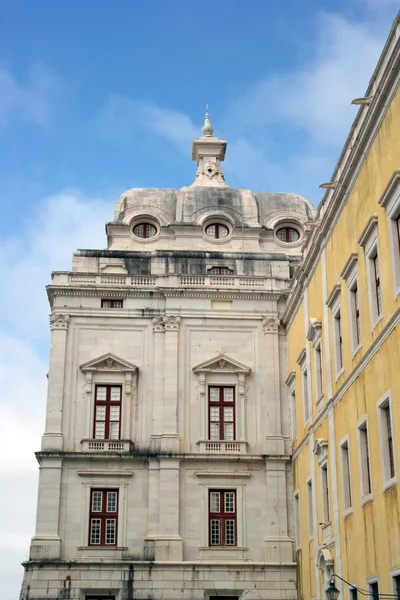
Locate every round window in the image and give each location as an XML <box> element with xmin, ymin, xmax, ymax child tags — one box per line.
<box><xmin>133</xmin><ymin>223</ymin><xmax>157</xmax><ymax>239</ymax></box>
<box><xmin>205</xmin><ymin>223</ymin><xmax>229</xmax><ymax>239</ymax></box>
<box><xmin>276</xmin><ymin>227</ymin><xmax>300</xmax><ymax>243</ymax></box>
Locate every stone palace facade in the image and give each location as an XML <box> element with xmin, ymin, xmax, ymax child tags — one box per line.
<box><xmin>20</xmin><ymin>112</ymin><xmax>315</xmax><ymax>600</ymax></box>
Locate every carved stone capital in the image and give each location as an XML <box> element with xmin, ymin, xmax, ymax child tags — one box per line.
<box><xmin>163</xmin><ymin>315</ymin><xmax>181</xmax><ymax>331</ymax></box>
<box><xmin>152</xmin><ymin>317</ymin><xmax>165</xmax><ymax>333</ymax></box>
<box><xmin>262</xmin><ymin>315</ymin><xmax>280</xmax><ymax>334</ymax></box>
<box><xmin>50</xmin><ymin>313</ymin><xmax>70</xmax><ymax>331</ymax></box>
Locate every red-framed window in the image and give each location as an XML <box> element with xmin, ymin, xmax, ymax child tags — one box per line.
<box><xmin>89</xmin><ymin>489</ymin><xmax>118</xmax><ymax>546</ymax></box>
<box><xmin>133</xmin><ymin>223</ymin><xmax>157</xmax><ymax>238</ymax></box>
<box><xmin>209</xmin><ymin>490</ymin><xmax>237</xmax><ymax>546</ymax></box>
<box><xmin>276</xmin><ymin>227</ymin><xmax>299</xmax><ymax>243</ymax></box>
<box><xmin>205</xmin><ymin>223</ymin><xmax>229</xmax><ymax>239</ymax></box>
<box><xmin>101</xmin><ymin>299</ymin><xmax>123</xmax><ymax>308</ymax></box>
<box><xmin>94</xmin><ymin>385</ymin><xmax>122</xmax><ymax>440</ymax></box>
<box><xmin>373</xmin><ymin>253</ymin><xmax>382</xmax><ymax>316</ymax></box>
<box><xmin>384</xmin><ymin>405</ymin><xmax>395</xmax><ymax>479</ymax></box>
<box><xmin>208</xmin><ymin>386</ymin><xmax>235</xmax><ymax>441</ymax></box>
<box><xmin>208</xmin><ymin>266</ymin><xmax>233</xmax><ymax>275</ymax></box>
<box><xmin>352</xmin><ymin>284</ymin><xmax>361</xmax><ymax>346</ymax></box>
<box><xmin>334</xmin><ymin>311</ymin><xmax>343</xmax><ymax>370</ymax></box>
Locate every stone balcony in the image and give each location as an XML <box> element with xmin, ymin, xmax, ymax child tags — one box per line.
<box><xmin>51</xmin><ymin>271</ymin><xmax>290</xmax><ymax>292</ymax></box>
<box><xmin>81</xmin><ymin>439</ymin><xmax>132</xmax><ymax>452</ymax></box>
<box><xmin>197</xmin><ymin>440</ymin><xmax>247</xmax><ymax>454</ymax></box>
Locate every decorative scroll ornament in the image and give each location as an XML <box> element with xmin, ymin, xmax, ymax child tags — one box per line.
<box><xmin>163</xmin><ymin>315</ymin><xmax>181</xmax><ymax>331</ymax></box>
<box><xmin>152</xmin><ymin>316</ymin><xmax>165</xmax><ymax>333</ymax></box>
<box><xmin>50</xmin><ymin>313</ymin><xmax>70</xmax><ymax>330</ymax></box>
<box><xmin>262</xmin><ymin>315</ymin><xmax>280</xmax><ymax>334</ymax></box>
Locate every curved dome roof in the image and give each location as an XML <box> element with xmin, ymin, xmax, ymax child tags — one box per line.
<box><xmin>113</xmin><ymin>186</ymin><xmax>315</xmax><ymax>228</ymax></box>
<box><xmin>112</xmin><ymin>110</ymin><xmax>316</xmax><ymax>228</ymax></box>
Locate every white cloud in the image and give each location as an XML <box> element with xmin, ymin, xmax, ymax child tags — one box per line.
<box><xmin>228</xmin><ymin>13</ymin><xmax>384</xmax><ymax>147</ymax></box>
<box><xmin>97</xmin><ymin>96</ymin><xmax>199</xmax><ymax>152</ymax></box>
<box><xmin>0</xmin><ymin>62</ymin><xmax>61</xmax><ymax>129</ymax></box>
<box><xmin>0</xmin><ymin>191</ymin><xmax>112</xmax><ymax>599</ymax></box>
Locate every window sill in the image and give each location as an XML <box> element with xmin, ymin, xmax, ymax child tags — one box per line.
<box><xmin>200</xmin><ymin>546</ymin><xmax>248</xmax><ymax>551</ymax></box>
<box><xmin>371</xmin><ymin>314</ymin><xmax>384</xmax><ymax>331</ymax></box>
<box><xmin>383</xmin><ymin>476</ymin><xmax>397</xmax><ymax>492</ymax></box>
<box><xmin>77</xmin><ymin>546</ymin><xmax>128</xmax><ymax>550</ymax></box>
<box><xmin>335</xmin><ymin>367</ymin><xmax>345</xmax><ymax>382</ymax></box>
<box><xmin>361</xmin><ymin>493</ymin><xmax>374</xmax><ymax>506</ymax></box>
<box><xmin>343</xmin><ymin>507</ymin><xmax>354</xmax><ymax>518</ymax></box>
<box><xmin>351</xmin><ymin>344</ymin><xmax>362</xmax><ymax>359</ymax></box>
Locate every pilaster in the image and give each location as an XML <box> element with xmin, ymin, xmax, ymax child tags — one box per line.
<box><xmin>29</xmin><ymin>458</ymin><xmax>62</xmax><ymax>559</ymax></box>
<box><xmin>263</xmin><ymin>459</ymin><xmax>293</xmax><ymax>562</ymax></box>
<box><xmin>161</xmin><ymin>315</ymin><xmax>180</xmax><ymax>452</ymax></box>
<box><xmin>263</xmin><ymin>315</ymin><xmax>285</xmax><ymax>454</ymax></box>
<box><xmin>41</xmin><ymin>313</ymin><xmax>70</xmax><ymax>451</ymax></box>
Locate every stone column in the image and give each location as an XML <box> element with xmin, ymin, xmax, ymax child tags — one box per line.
<box><xmin>263</xmin><ymin>459</ymin><xmax>293</xmax><ymax>562</ymax></box>
<box><xmin>161</xmin><ymin>315</ymin><xmax>180</xmax><ymax>452</ymax></box>
<box><xmin>151</xmin><ymin>317</ymin><xmax>165</xmax><ymax>445</ymax></box>
<box><xmin>29</xmin><ymin>458</ymin><xmax>62</xmax><ymax>559</ymax></box>
<box><xmin>41</xmin><ymin>313</ymin><xmax>70</xmax><ymax>451</ymax></box>
<box><xmin>156</xmin><ymin>458</ymin><xmax>182</xmax><ymax>561</ymax></box>
<box><xmin>263</xmin><ymin>315</ymin><xmax>285</xmax><ymax>454</ymax></box>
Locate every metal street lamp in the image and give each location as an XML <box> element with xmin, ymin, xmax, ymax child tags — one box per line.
<box><xmin>326</xmin><ymin>578</ymin><xmax>340</xmax><ymax>600</ymax></box>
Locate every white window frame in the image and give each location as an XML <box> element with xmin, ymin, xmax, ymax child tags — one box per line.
<box><xmin>377</xmin><ymin>390</ymin><xmax>397</xmax><ymax>490</ymax></box>
<box><xmin>195</xmin><ymin>472</ymin><xmax>249</xmax><ymax>555</ymax></box>
<box><xmin>339</xmin><ymin>435</ymin><xmax>353</xmax><ymax>516</ymax></box>
<box><xmin>306</xmin><ymin>477</ymin><xmax>314</xmax><ymax>540</ymax></box>
<box><xmin>378</xmin><ymin>168</ymin><xmax>400</xmax><ymax>298</ymax></box>
<box><xmin>297</xmin><ymin>349</ymin><xmax>311</xmax><ymax>425</ymax></box>
<box><xmin>348</xmin><ymin>584</ymin><xmax>358</xmax><ymax>600</ymax></box>
<box><xmin>341</xmin><ymin>254</ymin><xmax>362</xmax><ymax>356</ymax></box>
<box><xmin>320</xmin><ymin>461</ymin><xmax>330</xmax><ymax>525</ymax></box>
<box><xmin>367</xmin><ymin>577</ymin><xmax>380</xmax><ymax>600</ymax></box>
<box><xmin>314</xmin><ymin>340</ymin><xmax>324</xmax><ymax>404</ymax></box>
<box><xmin>293</xmin><ymin>490</ymin><xmax>301</xmax><ymax>550</ymax></box>
<box><xmin>332</xmin><ymin>302</ymin><xmax>344</xmax><ymax>379</ymax></box>
<box><xmin>357</xmin><ymin>416</ymin><xmax>373</xmax><ymax>504</ymax></box>
<box><xmin>358</xmin><ymin>217</ymin><xmax>383</xmax><ymax>329</ymax></box>
<box><xmin>286</xmin><ymin>371</ymin><xmax>297</xmax><ymax>443</ymax></box>
<box><xmin>390</xmin><ymin>567</ymin><xmax>400</xmax><ymax>600</ymax></box>
<box><xmin>77</xmin><ymin>471</ymin><xmax>132</xmax><ymax>550</ymax></box>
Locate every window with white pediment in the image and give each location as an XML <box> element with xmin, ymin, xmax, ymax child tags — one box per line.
<box><xmin>192</xmin><ymin>354</ymin><xmax>251</xmax><ymax>451</ymax></box>
<box><xmin>80</xmin><ymin>353</ymin><xmax>138</xmax><ymax>443</ymax></box>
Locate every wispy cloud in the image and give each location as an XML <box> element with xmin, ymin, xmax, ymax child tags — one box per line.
<box><xmin>0</xmin><ymin>191</ymin><xmax>112</xmax><ymax>598</ymax></box>
<box><xmin>0</xmin><ymin>62</ymin><xmax>61</xmax><ymax>129</ymax></box>
<box><xmin>95</xmin><ymin>11</ymin><xmax>390</xmax><ymax>203</ymax></box>
<box><xmin>97</xmin><ymin>96</ymin><xmax>199</xmax><ymax>152</ymax></box>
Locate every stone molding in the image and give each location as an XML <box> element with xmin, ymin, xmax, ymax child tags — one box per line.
<box><xmin>152</xmin><ymin>316</ymin><xmax>165</xmax><ymax>333</ymax></box>
<box><xmin>164</xmin><ymin>315</ymin><xmax>181</xmax><ymax>331</ymax></box>
<box><xmin>49</xmin><ymin>313</ymin><xmax>70</xmax><ymax>330</ymax></box>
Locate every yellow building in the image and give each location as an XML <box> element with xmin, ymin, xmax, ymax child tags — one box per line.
<box><xmin>283</xmin><ymin>12</ymin><xmax>400</xmax><ymax>600</ymax></box>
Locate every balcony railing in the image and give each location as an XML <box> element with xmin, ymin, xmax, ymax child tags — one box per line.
<box><xmin>197</xmin><ymin>440</ymin><xmax>247</xmax><ymax>454</ymax></box>
<box><xmin>52</xmin><ymin>272</ymin><xmax>289</xmax><ymax>292</ymax></box>
<box><xmin>81</xmin><ymin>439</ymin><xmax>132</xmax><ymax>452</ymax></box>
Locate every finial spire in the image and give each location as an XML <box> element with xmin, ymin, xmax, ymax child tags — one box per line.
<box><xmin>202</xmin><ymin>103</ymin><xmax>214</xmax><ymax>137</ymax></box>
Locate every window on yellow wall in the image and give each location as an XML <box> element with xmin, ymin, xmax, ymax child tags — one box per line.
<box><xmin>358</xmin><ymin>420</ymin><xmax>372</xmax><ymax>499</ymax></box>
<box><xmin>306</xmin><ymin>479</ymin><xmax>314</xmax><ymax>538</ymax></box>
<box><xmin>378</xmin><ymin>169</ymin><xmax>400</xmax><ymax>298</ymax></box>
<box><xmin>294</xmin><ymin>492</ymin><xmax>300</xmax><ymax>549</ymax></box>
<box><xmin>377</xmin><ymin>393</ymin><xmax>396</xmax><ymax>488</ymax></box>
<box><xmin>321</xmin><ymin>464</ymin><xmax>330</xmax><ymax>523</ymax></box>
<box><xmin>340</xmin><ymin>438</ymin><xmax>352</xmax><ymax>513</ymax></box>
<box><xmin>314</xmin><ymin>341</ymin><xmax>323</xmax><ymax>400</ymax></box>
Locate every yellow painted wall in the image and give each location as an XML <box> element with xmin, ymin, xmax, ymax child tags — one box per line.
<box><xmin>288</xmin><ymin>68</ymin><xmax>400</xmax><ymax>599</ymax></box>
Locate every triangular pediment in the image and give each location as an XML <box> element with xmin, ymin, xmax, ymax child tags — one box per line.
<box><xmin>193</xmin><ymin>353</ymin><xmax>251</xmax><ymax>374</ymax></box>
<box><xmin>80</xmin><ymin>353</ymin><xmax>138</xmax><ymax>373</ymax></box>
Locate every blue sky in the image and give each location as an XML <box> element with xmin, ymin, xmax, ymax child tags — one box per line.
<box><xmin>0</xmin><ymin>1</ymin><xmax>398</xmax><ymax>598</ymax></box>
